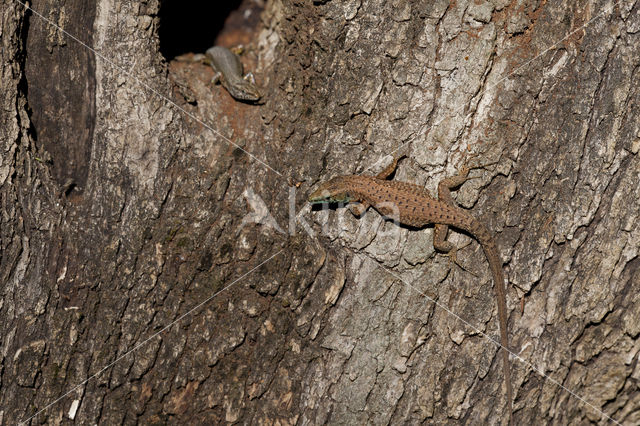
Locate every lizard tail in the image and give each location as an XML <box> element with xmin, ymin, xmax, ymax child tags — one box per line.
<box><xmin>479</xmin><ymin>229</ymin><xmax>513</xmax><ymax>425</ymax></box>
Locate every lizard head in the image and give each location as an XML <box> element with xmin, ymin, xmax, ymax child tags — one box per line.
<box><xmin>228</xmin><ymin>79</ymin><xmax>261</xmax><ymax>102</ymax></box>
<box><xmin>308</xmin><ymin>176</ymin><xmax>355</xmax><ymax>204</ymax></box>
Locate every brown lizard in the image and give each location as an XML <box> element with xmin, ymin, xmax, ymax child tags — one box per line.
<box><xmin>308</xmin><ymin>156</ymin><xmax>513</xmax><ymax>424</ymax></box>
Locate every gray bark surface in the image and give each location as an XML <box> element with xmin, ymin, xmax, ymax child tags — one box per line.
<box><xmin>1</xmin><ymin>0</ymin><xmax>639</xmax><ymax>424</ymax></box>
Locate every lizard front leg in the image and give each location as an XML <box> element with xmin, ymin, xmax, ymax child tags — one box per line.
<box><xmin>243</xmin><ymin>71</ymin><xmax>257</xmax><ymax>85</ymax></box>
<box><xmin>211</xmin><ymin>71</ymin><xmax>222</xmax><ymax>85</ymax></box>
<box><xmin>375</xmin><ymin>152</ymin><xmax>408</xmax><ymax>180</ymax></box>
<box><xmin>348</xmin><ymin>201</ymin><xmax>369</xmax><ymax>217</ymax></box>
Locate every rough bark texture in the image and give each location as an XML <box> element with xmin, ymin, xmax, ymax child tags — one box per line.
<box><xmin>2</xmin><ymin>0</ymin><xmax>640</xmax><ymax>424</ymax></box>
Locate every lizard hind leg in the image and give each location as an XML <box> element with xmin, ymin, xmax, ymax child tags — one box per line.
<box><xmin>463</xmin><ymin>151</ymin><xmax>501</xmax><ymax>172</ymax></box>
<box><xmin>434</xmin><ymin>224</ymin><xmax>480</xmax><ymax>276</ymax></box>
<box><xmin>437</xmin><ymin>167</ymin><xmax>471</xmax><ymax>205</ymax></box>
<box><xmin>438</xmin><ymin>154</ymin><xmax>501</xmax><ymax>203</ymax></box>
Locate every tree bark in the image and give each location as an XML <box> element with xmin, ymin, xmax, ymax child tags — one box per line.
<box><xmin>2</xmin><ymin>0</ymin><xmax>639</xmax><ymax>424</ymax></box>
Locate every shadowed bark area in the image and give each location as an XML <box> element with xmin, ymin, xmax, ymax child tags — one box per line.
<box><xmin>1</xmin><ymin>0</ymin><xmax>639</xmax><ymax>424</ymax></box>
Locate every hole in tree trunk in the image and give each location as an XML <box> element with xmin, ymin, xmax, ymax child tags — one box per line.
<box><xmin>159</xmin><ymin>0</ymin><xmax>265</xmax><ymax>60</ymax></box>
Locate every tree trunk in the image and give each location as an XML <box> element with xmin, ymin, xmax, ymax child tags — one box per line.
<box><xmin>2</xmin><ymin>0</ymin><xmax>639</xmax><ymax>424</ymax></box>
